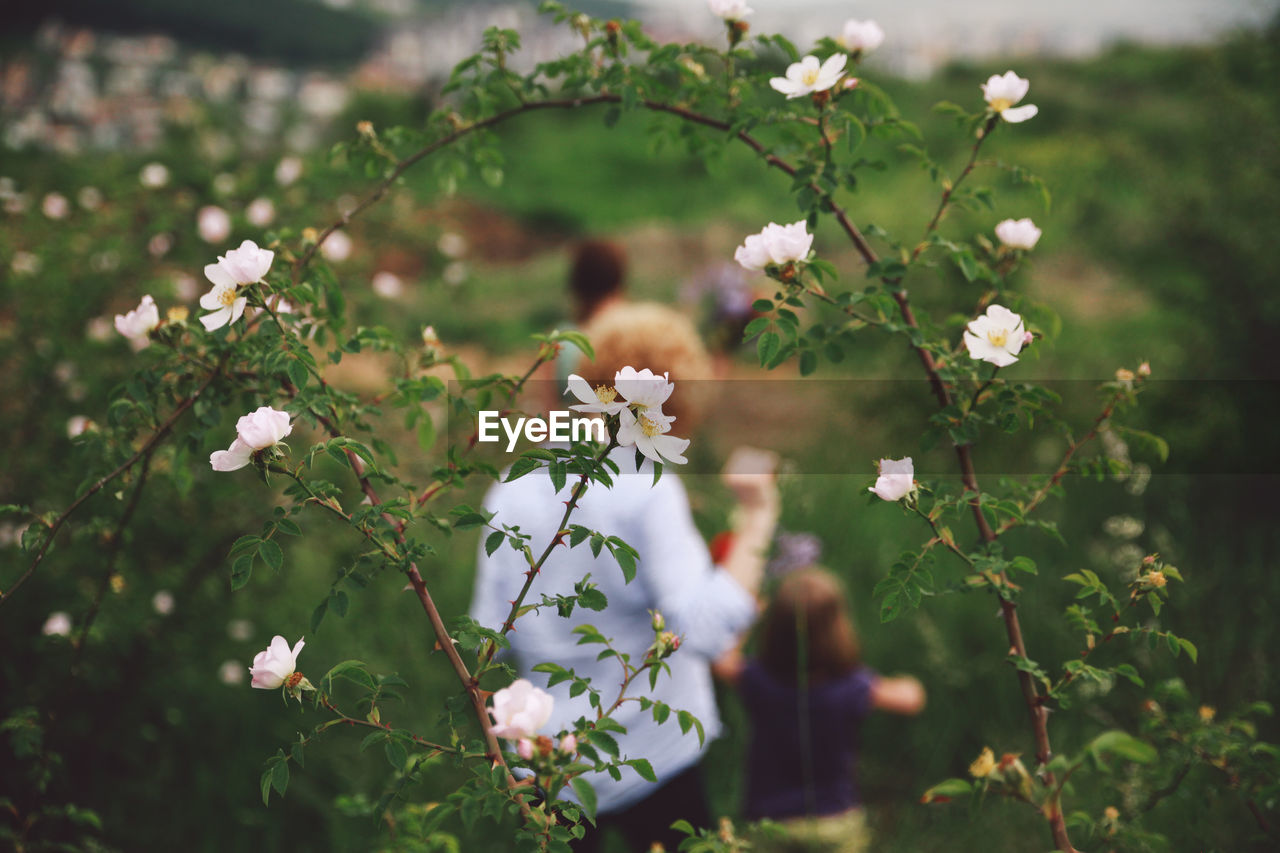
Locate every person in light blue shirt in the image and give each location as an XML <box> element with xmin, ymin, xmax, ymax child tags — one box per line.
<box><xmin>470</xmin><ymin>303</ymin><xmax>779</xmax><ymax>852</ymax></box>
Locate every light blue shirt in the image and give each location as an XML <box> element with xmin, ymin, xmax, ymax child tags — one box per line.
<box><xmin>470</xmin><ymin>448</ymin><xmax>756</xmax><ymax>814</ymax></box>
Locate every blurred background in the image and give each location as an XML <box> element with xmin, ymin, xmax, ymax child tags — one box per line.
<box><xmin>2</xmin><ymin>1</ymin><xmax>1279</xmax><ymax>850</ymax></box>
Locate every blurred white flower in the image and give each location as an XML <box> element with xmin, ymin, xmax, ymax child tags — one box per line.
<box><xmin>77</xmin><ymin>186</ymin><xmax>103</xmax><ymax>211</ymax></box>
<box><xmin>437</xmin><ymin>231</ymin><xmax>468</xmax><ymax>258</ymax></box>
<box><xmin>770</xmin><ymin>54</ymin><xmax>847</xmax><ymax>99</ymax></box>
<box><xmin>43</xmin><ymin>612</ymin><xmax>72</xmax><ymax>637</ymax></box>
<box><xmin>10</xmin><ymin>251</ymin><xmax>41</xmax><ymax>276</ymax></box>
<box><xmin>995</xmin><ymin>218</ymin><xmax>1042</xmax><ymax>250</ymax></box>
<box><xmin>140</xmin><ymin>162</ymin><xmax>170</xmax><ymax>188</ymax></box>
<box><xmin>442</xmin><ymin>261</ymin><xmax>468</xmax><ymax>287</ymax></box>
<box><xmin>869</xmin><ymin>457</ymin><xmax>914</xmax><ymax>501</ymax></box>
<box><xmin>148</xmin><ymin>232</ymin><xmax>174</xmax><ymax>258</ymax></box>
<box><xmin>840</xmin><ymin>20</ymin><xmax>884</xmax><ymax>53</ymax></box>
<box><xmin>66</xmin><ymin>415</ymin><xmax>93</xmax><ymax>438</ymax></box>
<box><xmin>172</xmin><ymin>273</ymin><xmax>199</xmax><ymax>302</ymax></box>
<box><xmin>152</xmin><ymin>590</ymin><xmax>175</xmax><ymax>615</ymax></box>
<box><xmin>371</xmin><ymin>271</ymin><xmax>404</xmax><ymax>299</ymax></box>
<box><xmin>488</xmin><ymin>679</ymin><xmax>554</xmax><ymax>740</ymax></box>
<box><xmin>963</xmin><ymin>304</ymin><xmax>1026</xmax><ymax>367</ymax></box>
<box><xmin>42</xmin><ymin>192</ymin><xmax>70</xmax><ymax>220</ymax></box>
<box><xmin>197</xmin><ymin>205</ymin><xmax>231</xmax><ymax>244</ymax></box>
<box><xmin>86</xmin><ymin>315</ymin><xmax>113</xmax><ymax>342</ymax></box>
<box><xmin>3</xmin><ymin>193</ymin><xmax>29</xmax><ymax>215</ymax></box>
<box><xmin>274</xmin><ymin>155</ymin><xmax>303</xmax><ymax>186</ymax></box>
<box><xmin>218</xmin><ymin>659</ymin><xmax>245</xmax><ymax>686</ymax></box>
<box><xmin>114</xmin><ymin>295</ymin><xmax>160</xmax><ymax>345</ymax></box>
<box><xmin>734</xmin><ymin>220</ymin><xmax>813</xmax><ymax>270</ymax></box>
<box><xmin>708</xmin><ymin>0</ymin><xmax>752</xmax><ymax>19</ymax></box>
<box><xmin>210</xmin><ymin>406</ymin><xmax>292</xmax><ymax>472</ymax></box>
<box><xmin>227</xmin><ymin>618</ymin><xmax>254</xmax><ymax>641</ymax></box>
<box><xmin>982</xmin><ymin>71</ymin><xmax>1038</xmax><ymax>123</ymax></box>
<box><xmin>246</xmin><ymin>197</ymin><xmax>275</xmax><ymax>227</ymax></box>
<box><xmin>320</xmin><ymin>229</ymin><xmax>352</xmax><ymax>262</ymax></box>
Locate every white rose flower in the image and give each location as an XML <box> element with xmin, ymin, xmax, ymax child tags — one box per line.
<box><xmin>42</xmin><ymin>611</ymin><xmax>73</xmax><ymax>637</ymax></box>
<box><xmin>66</xmin><ymin>415</ymin><xmax>92</xmax><ymax>438</ymax></box>
<box><xmin>981</xmin><ymin>71</ymin><xmax>1038</xmax><ymax>123</ymax></box>
<box><xmin>963</xmin><ymin>304</ymin><xmax>1026</xmax><ymax>367</ymax></box>
<box><xmin>197</xmin><ymin>205</ymin><xmax>232</xmax><ymax>244</ymax></box>
<box><xmin>210</xmin><ymin>406</ymin><xmax>292</xmax><ymax>471</ymax></box>
<box><xmin>198</xmin><ymin>281</ymin><xmax>247</xmax><ymax>332</ymax></box>
<box><xmin>733</xmin><ymin>232</ymin><xmax>771</xmax><ymax>271</ymax></box>
<box><xmin>249</xmin><ymin>635</ymin><xmax>305</xmax><ymax>689</ymax></box>
<box><xmin>734</xmin><ymin>220</ymin><xmax>814</xmax><ymax>270</ymax></box>
<box><xmin>488</xmin><ymin>678</ymin><xmax>555</xmax><ymax>740</ymax></box>
<box><xmin>617</xmin><ymin>407</ymin><xmax>690</xmax><ymax>465</ymax></box>
<box><xmin>613</xmin><ymin>366</ymin><xmax>676</xmax><ymax>415</ymax></box>
<box><xmin>246</xmin><ymin>197</ymin><xmax>275</xmax><ymax>227</ymax></box>
<box><xmin>840</xmin><ymin>19</ymin><xmax>885</xmax><ymax>53</ymax></box>
<box><xmin>770</xmin><ymin>54</ymin><xmax>847</xmax><ymax>99</ymax></box>
<box><xmin>869</xmin><ymin>457</ymin><xmax>914</xmax><ymax>501</ymax></box>
<box><xmin>994</xmin><ymin>218</ymin><xmax>1042</xmax><ymax>250</ymax></box>
<box><xmin>708</xmin><ymin>0</ymin><xmax>753</xmax><ymax>20</ymax></box>
<box><xmin>114</xmin><ymin>295</ymin><xmax>160</xmax><ymax>344</ymax></box>
<box><xmin>152</xmin><ymin>590</ymin><xmax>175</xmax><ymax>615</ymax></box>
<box><xmin>140</xmin><ymin>162</ymin><xmax>170</xmax><ymax>188</ymax></box>
<box><xmin>566</xmin><ymin>373</ymin><xmax>627</xmax><ymax>416</ymax></box>
<box><xmin>198</xmin><ymin>241</ymin><xmax>272</xmax><ymax>331</ymax></box>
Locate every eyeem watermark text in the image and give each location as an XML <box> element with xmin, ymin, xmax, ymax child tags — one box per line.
<box><xmin>477</xmin><ymin>411</ymin><xmax>606</xmax><ymax>452</ymax></box>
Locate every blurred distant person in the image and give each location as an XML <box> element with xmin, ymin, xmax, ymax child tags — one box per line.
<box><xmin>472</xmin><ymin>302</ymin><xmax>779</xmax><ymax>853</ymax></box>
<box><xmin>715</xmin><ymin>567</ymin><xmax>926</xmax><ymax>853</ymax></box>
<box><xmin>553</xmin><ymin>239</ymin><xmax>628</xmax><ymax>387</ymax></box>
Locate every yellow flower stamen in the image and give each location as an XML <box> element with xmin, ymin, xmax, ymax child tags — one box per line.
<box><xmin>217</xmin><ymin>287</ymin><xmax>237</xmax><ymax>308</ymax></box>
<box><xmin>638</xmin><ymin>414</ymin><xmax>663</xmax><ymax>438</ymax></box>
<box><xmin>801</xmin><ymin>68</ymin><xmax>820</xmax><ymax>86</ymax></box>
<box><xmin>989</xmin><ymin>98</ymin><xmax>1012</xmax><ymax>112</ymax></box>
<box><xmin>594</xmin><ymin>385</ymin><xmax>617</xmax><ymax>405</ymax></box>
<box><xmin>986</xmin><ymin>329</ymin><xmax>1009</xmax><ymax>348</ymax></box>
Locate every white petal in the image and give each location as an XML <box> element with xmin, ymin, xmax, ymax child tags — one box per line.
<box><xmin>650</xmin><ymin>433</ymin><xmax>690</xmax><ymax>465</ymax></box>
<box><xmin>199</xmin><ymin>307</ymin><xmax>231</xmax><ymax>331</ymax></box>
<box><xmin>1001</xmin><ymin>104</ymin><xmax>1038</xmax><ymax>123</ymax></box>
<box><xmin>204</xmin><ymin>262</ymin><xmax>236</xmax><ymax>290</ymax></box>
<box><xmin>229</xmin><ymin>296</ymin><xmax>247</xmax><ymax>325</ymax></box>
<box><xmin>565</xmin><ymin>374</ymin><xmax>596</xmax><ymax>406</ymax></box>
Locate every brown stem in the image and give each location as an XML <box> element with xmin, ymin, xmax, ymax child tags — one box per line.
<box><xmin>1</xmin><ymin>360</ymin><xmax>225</xmax><ymax>606</ymax></box>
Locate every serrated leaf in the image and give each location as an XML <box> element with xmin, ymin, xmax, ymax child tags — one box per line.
<box><xmin>258</xmin><ymin>540</ymin><xmax>283</xmax><ymax>572</ymax></box>
<box><xmin>570</xmin><ymin>777</ymin><xmax>597</xmax><ymax>825</ymax></box>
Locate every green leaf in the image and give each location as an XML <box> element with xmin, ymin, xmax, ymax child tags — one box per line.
<box><xmin>485</xmin><ymin>531</ymin><xmax>505</xmax><ymax>557</ymax></box>
<box><xmin>585</xmin><ymin>729</ymin><xmax>619</xmax><ymax>757</ymax></box>
<box><xmin>287</xmin><ymin>359</ymin><xmax>308</xmax><ymax>390</ymax></box>
<box><xmin>385</xmin><ymin>739</ymin><xmax>408</xmax><ymax>771</ymax></box>
<box><xmin>757</xmin><ymin>331</ymin><xmax>780</xmax><ymax>367</ymax></box>
<box><xmin>230</xmin><ymin>553</ymin><xmax>254</xmax><ymax>591</ymax></box>
<box><xmin>1088</xmin><ymin>730</ymin><xmax>1157</xmax><ymax>764</ymax></box>
<box><xmin>628</xmin><ymin>758</ymin><xmax>657</xmax><ymax>783</ymax></box>
<box><xmin>258</xmin><ymin>540</ymin><xmax>284</xmax><ymax>572</ymax></box>
<box><xmin>271</xmin><ymin>758</ymin><xmax>290</xmax><ymax>797</ymax></box>
<box><xmin>1178</xmin><ymin>637</ymin><xmax>1198</xmax><ymax>663</ymax></box>
<box><xmin>921</xmin><ymin>777</ymin><xmax>972</xmax><ymax>803</ymax></box>
<box><xmin>570</xmin><ymin>777</ymin><xmax>597</xmax><ymax>825</ymax></box>
<box><xmin>417</xmin><ymin>413</ymin><xmax>436</xmax><ymax>451</ymax></box>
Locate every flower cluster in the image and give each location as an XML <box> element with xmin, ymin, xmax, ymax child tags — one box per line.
<box><xmin>566</xmin><ymin>366</ymin><xmax>691</xmax><ymax>465</ymax></box>
<box><xmin>199</xmin><ymin>240</ymin><xmax>274</xmax><ymax>331</ymax></box>
<box><xmin>733</xmin><ymin>220</ymin><xmax>814</xmax><ymax>273</ymax></box>
<box><xmin>210</xmin><ymin>406</ymin><xmax>293</xmax><ymax>472</ymax></box>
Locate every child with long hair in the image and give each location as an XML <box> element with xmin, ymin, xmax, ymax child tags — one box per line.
<box><xmin>715</xmin><ymin>567</ymin><xmax>926</xmax><ymax>852</ymax></box>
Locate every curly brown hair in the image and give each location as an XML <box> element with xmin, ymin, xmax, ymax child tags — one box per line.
<box><xmin>578</xmin><ymin>301</ymin><xmax>713</xmax><ymax>429</ymax></box>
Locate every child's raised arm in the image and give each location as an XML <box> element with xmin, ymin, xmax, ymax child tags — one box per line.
<box><xmin>871</xmin><ymin>675</ymin><xmax>927</xmax><ymax>715</ymax></box>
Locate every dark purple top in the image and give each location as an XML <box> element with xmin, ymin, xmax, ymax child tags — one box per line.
<box><xmin>739</xmin><ymin>660</ymin><xmax>877</xmax><ymax>820</ymax></box>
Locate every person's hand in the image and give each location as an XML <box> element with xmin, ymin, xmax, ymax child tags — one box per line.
<box><xmin>722</xmin><ymin>446</ymin><xmax>780</xmax><ymax>514</ymax></box>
